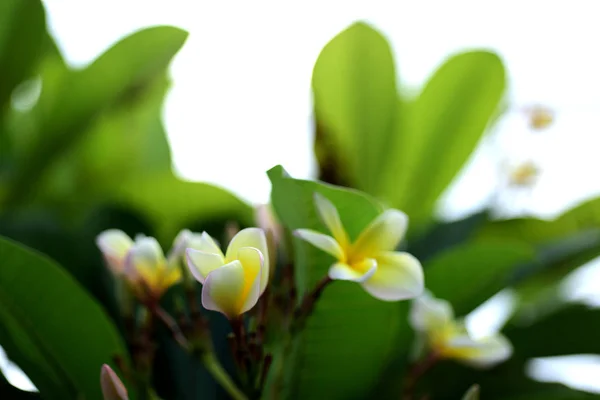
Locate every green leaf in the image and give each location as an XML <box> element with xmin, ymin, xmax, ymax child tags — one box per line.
<box><xmin>476</xmin><ymin>197</ymin><xmax>600</xmax><ymax>245</ymax></box>
<box><xmin>423</xmin><ymin>241</ymin><xmax>535</xmax><ymax>316</ymax></box>
<box><xmin>0</xmin><ymin>0</ymin><xmax>46</xmax><ymax>113</ymax></box>
<box><xmin>0</xmin><ymin>236</ymin><xmax>130</xmax><ymax>399</ymax></box>
<box><xmin>110</xmin><ymin>173</ymin><xmax>254</xmax><ymax>244</ymax></box>
<box><xmin>312</xmin><ymin>22</ymin><xmax>397</xmax><ymax>194</ymax></box>
<box><xmin>3</xmin><ymin>25</ymin><xmax>188</xmax><ymax>208</ymax></box>
<box><xmin>31</xmin><ymin>73</ymin><xmax>174</xmax><ymax>216</ymax></box>
<box><xmin>477</xmin><ymin>198</ymin><xmax>600</xmax><ymax>308</ymax></box>
<box><xmin>507</xmin><ymin>304</ymin><xmax>600</xmax><ymax>358</ymax></box>
<box><xmin>384</xmin><ymin>51</ymin><xmax>505</xmax><ymax>228</ymax></box>
<box><xmin>268</xmin><ymin>165</ymin><xmax>403</xmax><ymax>400</ymax></box>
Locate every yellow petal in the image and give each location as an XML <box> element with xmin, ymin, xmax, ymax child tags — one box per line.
<box><xmin>225</xmin><ymin>228</ymin><xmax>269</xmax><ymax>294</ymax></box>
<box><xmin>444</xmin><ymin>332</ymin><xmax>513</xmax><ymax>368</ymax></box>
<box><xmin>237</xmin><ymin>247</ymin><xmax>263</xmax><ymax>313</ymax></box>
<box><xmin>409</xmin><ymin>291</ymin><xmax>454</xmax><ymax>333</ymax></box>
<box><xmin>314</xmin><ymin>193</ymin><xmax>349</xmax><ymax>249</ymax></box>
<box><xmin>362</xmin><ymin>251</ymin><xmax>423</xmax><ymax>301</ymax></box>
<box><xmin>96</xmin><ymin>230</ymin><xmax>134</xmax><ymax>275</ymax></box>
<box><xmin>186</xmin><ymin>249</ymin><xmax>224</xmax><ymax>284</ymax></box>
<box><xmin>328</xmin><ymin>259</ymin><xmax>377</xmax><ymax>282</ymax></box>
<box><xmin>124</xmin><ymin>237</ymin><xmax>166</xmax><ymax>294</ymax></box>
<box><xmin>295</xmin><ymin>229</ymin><xmax>345</xmax><ymax>260</ymax></box>
<box><xmin>351</xmin><ymin>209</ymin><xmax>408</xmax><ymax>259</ymax></box>
<box><xmin>201</xmin><ymin>261</ymin><xmax>246</xmax><ymax>319</ymax></box>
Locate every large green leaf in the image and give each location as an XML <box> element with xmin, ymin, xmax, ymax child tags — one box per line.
<box><xmin>423</xmin><ymin>241</ymin><xmax>535</xmax><ymax>316</ymax></box>
<box><xmin>267</xmin><ymin>165</ymin><xmax>402</xmax><ymax>400</ymax></box>
<box><xmin>110</xmin><ymin>173</ymin><xmax>254</xmax><ymax>244</ymax></box>
<box><xmin>3</xmin><ymin>26</ymin><xmax>188</xmax><ymax>208</ymax></box>
<box><xmin>0</xmin><ymin>237</ymin><xmax>130</xmax><ymax>399</ymax></box>
<box><xmin>384</xmin><ymin>51</ymin><xmax>505</xmax><ymax>228</ymax></box>
<box><xmin>0</xmin><ymin>0</ymin><xmax>45</xmax><ymax>113</ymax></box>
<box><xmin>312</xmin><ymin>22</ymin><xmax>397</xmax><ymax>194</ymax></box>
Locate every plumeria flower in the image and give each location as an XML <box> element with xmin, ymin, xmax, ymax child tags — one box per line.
<box><xmin>96</xmin><ymin>230</ymin><xmax>135</xmax><ymax>276</ymax></box>
<box><xmin>186</xmin><ymin>228</ymin><xmax>269</xmax><ymax>319</ymax></box>
<box><xmin>96</xmin><ymin>230</ymin><xmax>181</xmax><ymax>301</ymax></box>
<box><xmin>294</xmin><ymin>193</ymin><xmax>424</xmax><ymax>301</ymax></box>
<box><xmin>409</xmin><ymin>292</ymin><xmax>513</xmax><ymax>368</ymax></box>
<box><xmin>100</xmin><ymin>364</ymin><xmax>128</xmax><ymax>400</ymax></box>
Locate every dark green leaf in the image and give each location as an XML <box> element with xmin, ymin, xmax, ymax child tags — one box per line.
<box><xmin>312</xmin><ymin>22</ymin><xmax>397</xmax><ymax>194</ymax></box>
<box><xmin>0</xmin><ymin>237</ymin><xmax>130</xmax><ymax>399</ymax></box>
<box><xmin>268</xmin><ymin>165</ymin><xmax>402</xmax><ymax>400</ymax></box>
<box><xmin>424</xmin><ymin>241</ymin><xmax>535</xmax><ymax>316</ymax></box>
<box><xmin>0</xmin><ymin>0</ymin><xmax>45</xmax><ymax>113</ymax></box>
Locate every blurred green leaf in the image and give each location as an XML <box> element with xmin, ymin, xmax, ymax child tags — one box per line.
<box><xmin>110</xmin><ymin>173</ymin><xmax>254</xmax><ymax>244</ymax></box>
<box><xmin>312</xmin><ymin>22</ymin><xmax>397</xmax><ymax>193</ymax></box>
<box><xmin>408</xmin><ymin>211</ymin><xmax>490</xmax><ymax>263</ymax></box>
<box><xmin>507</xmin><ymin>304</ymin><xmax>600</xmax><ymax>358</ymax></box>
<box><xmin>0</xmin><ymin>236</ymin><xmax>130</xmax><ymax>400</ymax></box>
<box><xmin>3</xmin><ymin>25</ymin><xmax>188</xmax><ymax>208</ymax></box>
<box><xmin>424</xmin><ymin>241</ymin><xmax>534</xmax><ymax>316</ymax></box>
<box><xmin>268</xmin><ymin>165</ymin><xmax>402</xmax><ymax>400</ymax></box>
<box><xmin>384</xmin><ymin>51</ymin><xmax>505</xmax><ymax>229</ymax></box>
<box><xmin>0</xmin><ymin>0</ymin><xmax>45</xmax><ymax>113</ymax></box>
<box><xmin>478</xmin><ymin>198</ymin><xmax>600</xmax><ymax>311</ymax></box>
<box><xmin>31</xmin><ymin>73</ymin><xmax>174</xmax><ymax>215</ymax></box>
<box><xmin>476</xmin><ymin>197</ymin><xmax>600</xmax><ymax>245</ymax></box>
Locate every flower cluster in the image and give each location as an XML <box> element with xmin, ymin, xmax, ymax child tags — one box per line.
<box><xmin>96</xmin><ymin>192</ymin><xmax>514</xmax><ymax>399</ymax></box>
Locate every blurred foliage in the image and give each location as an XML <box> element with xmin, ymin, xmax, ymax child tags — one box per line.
<box><xmin>0</xmin><ymin>3</ymin><xmax>599</xmax><ymax>400</ymax></box>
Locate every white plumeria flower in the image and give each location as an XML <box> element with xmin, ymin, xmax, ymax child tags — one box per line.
<box><xmin>96</xmin><ymin>230</ymin><xmax>135</xmax><ymax>276</ymax></box>
<box><xmin>409</xmin><ymin>292</ymin><xmax>513</xmax><ymax>368</ymax></box>
<box><xmin>294</xmin><ymin>193</ymin><xmax>424</xmax><ymax>301</ymax></box>
<box><xmin>185</xmin><ymin>228</ymin><xmax>269</xmax><ymax>319</ymax></box>
<box><xmin>97</xmin><ymin>230</ymin><xmax>181</xmax><ymax>300</ymax></box>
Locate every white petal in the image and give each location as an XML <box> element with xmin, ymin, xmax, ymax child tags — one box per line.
<box><xmin>294</xmin><ymin>229</ymin><xmax>344</xmax><ymax>260</ymax></box>
<box><xmin>409</xmin><ymin>291</ymin><xmax>454</xmax><ymax>333</ymax></box>
<box><xmin>167</xmin><ymin>229</ymin><xmax>193</xmax><ymax>264</ymax></box>
<box><xmin>225</xmin><ymin>228</ymin><xmax>269</xmax><ymax>294</ymax></box>
<box><xmin>328</xmin><ymin>259</ymin><xmax>377</xmax><ymax>283</ymax></box>
<box><xmin>187</xmin><ymin>232</ymin><xmax>224</xmax><ymax>257</ymax></box>
<box><xmin>96</xmin><ymin>230</ymin><xmax>134</xmax><ymax>275</ymax></box>
<box><xmin>314</xmin><ymin>192</ymin><xmax>349</xmax><ymax>248</ymax></box>
<box><xmin>361</xmin><ymin>251</ymin><xmax>424</xmax><ymax>301</ymax></box>
<box><xmin>186</xmin><ymin>249</ymin><xmax>225</xmax><ymax>284</ymax></box>
<box><xmin>351</xmin><ymin>209</ymin><xmax>408</xmax><ymax>258</ymax></box>
<box><xmin>446</xmin><ymin>332</ymin><xmax>513</xmax><ymax>368</ymax></box>
<box><xmin>201</xmin><ymin>261</ymin><xmax>246</xmax><ymax>319</ymax></box>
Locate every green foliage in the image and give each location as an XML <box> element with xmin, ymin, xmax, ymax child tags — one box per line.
<box><xmin>268</xmin><ymin>165</ymin><xmax>400</xmax><ymax>400</ymax></box>
<box><xmin>313</xmin><ymin>22</ymin><xmax>506</xmax><ymax>233</ymax></box>
<box><xmin>0</xmin><ymin>7</ymin><xmax>598</xmax><ymax>400</ymax></box>
<box><xmin>0</xmin><ymin>237</ymin><xmax>129</xmax><ymax>399</ymax></box>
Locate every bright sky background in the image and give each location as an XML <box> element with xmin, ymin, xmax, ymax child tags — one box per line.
<box><xmin>4</xmin><ymin>0</ymin><xmax>600</xmax><ymax>395</ymax></box>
